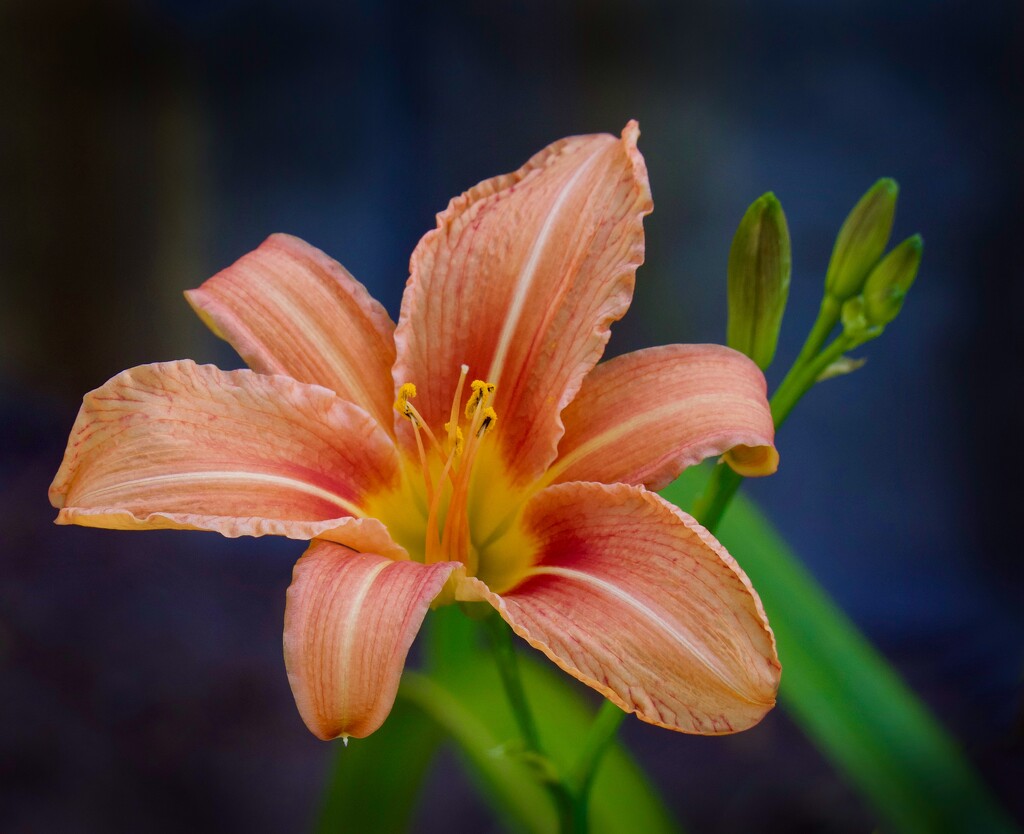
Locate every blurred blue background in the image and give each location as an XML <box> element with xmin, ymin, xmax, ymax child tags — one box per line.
<box><xmin>2</xmin><ymin>0</ymin><xmax>1022</xmax><ymax>831</ymax></box>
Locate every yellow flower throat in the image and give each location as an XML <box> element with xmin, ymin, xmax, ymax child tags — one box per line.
<box><xmin>391</xmin><ymin>365</ymin><xmax>499</xmax><ymax>576</ymax></box>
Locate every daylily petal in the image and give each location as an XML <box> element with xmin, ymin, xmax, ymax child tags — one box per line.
<box><xmin>722</xmin><ymin>443</ymin><xmax>780</xmax><ymax>478</ymax></box>
<box><xmin>283</xmin><ymin>542</ymin><xmax>458</xmax><ymax>739</ymax></box>
<box><xmin>393</xmin><ymin>121</ymin><xmax>652</xmax><ymax>485</ymax></box>
<box><xmin>458</xmin><ymin>482</ymin><xmax>780</xmax><ymax>734</ymax></box>
<box><xmin>548</xmin><ymin>344</ymin><xmax>777</xmax><ymax>490</ymax></box>
<box><xmin>185</xmin><ymin>234</ymin><xmax>397</xmax><ymax>431</ymax></box>
<box><xmin>50</xmin><ymin>360</ymin><xmax>404</xmax><ymax>556</ymax></box>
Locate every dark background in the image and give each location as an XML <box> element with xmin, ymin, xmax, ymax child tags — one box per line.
<box><xmin>2</xmin><ymin>1</ymin><xmax>1022</xmax><ymax>831</ymax></box>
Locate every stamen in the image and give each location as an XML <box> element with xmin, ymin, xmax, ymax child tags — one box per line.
<box><xmin>411</xmin><ymin>417</ymin><xmax>434</xmax><ymax>507</ymax></box>
<box><xmin>443</xmin><ymin>386</ymin><xmax>497</xmax><ymax>566</ymax></box>
<box><xmin>477</xmin><ymin>407</ymin><xmax>497</xmax><ymax>437</ymax></box>
<box><xmin>447</xmin><ymin>365</ymin><xmax>470</xmax><ymax>449</ymax></box>
<box><xmin>399</xmin><ymin>370</ymin><xmax>500</xmax><ymax>568</ymax></box>
<box><xmin>394</xmin><ymin>382</ymin><xmax>441</xmax><ymax>452</ymax></box>
<box><xmin>394</xmin><ymin>383</ymin><xmax>418</xmax><ymax>422</ymax></box>
<box><xmin>465</xmin><ymin>380</ymin><xmax>496</xmax><ymax>418</ymax></box>
<box><xmin>405</xmin><ymin>402</ymin><xmax>441</xmax><ymax>451</ymax></box>
<box><xmin>395</xmin><ymin>381</ymin><xmax>439</xmax><ymax>506</ymax></box>
<box><xmin>424</xmin><ymin>452</ymin><xmax>456</xmax><ymax>564</ymax></box>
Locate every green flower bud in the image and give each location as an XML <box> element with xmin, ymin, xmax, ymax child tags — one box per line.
<box><xmin>862</xmin><ymin>235</ymin><xmax>923</xmax><ymax>327</ymax></box>
<box><xmin>727</xmin><ymin>192</ymin><xmax>792</xmax><ymax>370</ymax></box>
<box><xmin>825</xmin><ymin>178</ymin><xmax>898</xmax><ymax>301</ymax></box>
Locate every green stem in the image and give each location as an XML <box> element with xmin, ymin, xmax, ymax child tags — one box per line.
<box><xmin>770</xmin><ymin>333</ymin><xmax>851</xmax><ymax>428</ymax></box>
<box><xmin>567</xmin><ymin>699</ymin><xmax>628</xmax><ymax>828</ymax></box>
<box><xmin>483</xmin><ymin>613</ymin><xmax>543</xmax><ymax>752</ymax></box>
<box><xmin>792</xmin><ymin>294</ymin><xmax>841</xmax><ymax>371</ymax></box>
<box><xmin>483</xmin><ymin>613</ymin><xmax>577</xmax><ymax>832</ymax></box>
<box><xmin>690</xmin><ymin>462</ymin><xmax>744</xmax><ymax>533</ymax></box>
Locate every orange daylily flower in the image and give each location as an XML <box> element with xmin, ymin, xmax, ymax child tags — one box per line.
<box><xmin>51</xmin><ymin>122</ymin><xmax>781</xmax><ymax>741</ymax></box>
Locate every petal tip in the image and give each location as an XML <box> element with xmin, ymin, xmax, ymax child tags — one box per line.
<box><xmin>183</xmin><ymin>288</ymin><xmax>228</xmax><ymax>340</ymax></box>
<box><xmin>284</xmin><ymin>548</ymin><xmax>457</xmax><ymax>741</ymax></box>
<box><xmin>724</xmin><ymin>444</ymin><xmax>780</xmax><ymax>477</ymax></box>
<box><xmin>621</xmin><ymin>118</ymin><xmax>640</xmax><ymax>143</ymax></box>
<box><xmin>48</xmin><ymin>482</ymin><xmax>65</xmax><ymax>510</ymax></box>
<box><xmin>619</xmin><ymin>119</ymin><xmax>652</xmax><ymax>213</ymax></box>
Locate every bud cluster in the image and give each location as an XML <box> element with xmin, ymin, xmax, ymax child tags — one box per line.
<box><xmin>726</xmin><ymin>179</ymin><xmax>923</xmax><ymax>372</ymax></box>
<box><xmin>827</xmin><ymin>180</ymin><xmax>923</xmax><ymax>345</ymax></box>
<box><xmin>721</xmin><ymin>178</ymin><xmax>924</xmax><ymax>440</ymax></box>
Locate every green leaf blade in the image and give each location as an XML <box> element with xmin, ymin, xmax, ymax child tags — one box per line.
<box><xmin>662</xmin><ymin>471</ymin><xmax>1019</xmax><ymax>834</ymax></box>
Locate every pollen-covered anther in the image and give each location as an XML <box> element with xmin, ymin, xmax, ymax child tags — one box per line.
<box><xmin>394</xmin><ymin>382</ymin><xmax>419</xmax><ymax>424</ymax></box>
<box><xmin>465</xmin><ymin>380</ymin><xmax>496</xmax><ymax>418</ymax></box>
<box><xmin>477</xmin><ymin>407</ymin><xmax>497</xmax><ymax>437</ymax></box>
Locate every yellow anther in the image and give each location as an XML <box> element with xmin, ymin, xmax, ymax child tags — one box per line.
<box><xmin>477</xmin><ymin>406</ymin><xmax>497</xmax><ymax>437</ymax></box>
<box><xmin>444</xmin><ymin>422</ymin><xmax>464</xmax><ymax>456</ymax></box>
<box><xmin>394</xmin><ymin>382</ymin><xmax>418</xmax><ymax>422</ymax></box>
<box><xmin>465</xmin><ymin>380</ymin><xmax>496</xmax><ymax>418</ymax></box>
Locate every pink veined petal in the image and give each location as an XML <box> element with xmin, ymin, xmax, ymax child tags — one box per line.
<box><xmin>49</xmin><ymin>360</ymin><xmax>405</xmax><ymax>556</ymax></box>
<box><xmin>548</xmin><ymin>344</ymin><xmax>778</xmax><ymax>490</ymax></box>
<box><xmin>457</xmin><ymin>482</ymin><xmax>780</xmax><ymax>734</ymax></box>
<box><xmin>393</xmin><ymin>121</ymin><xmax>652</xmax><ymax>486</ymax></box>
<box><xmin>185</xmin><ymin>234</ymin><xmax>397</xmax><ymax>432</ymax></box>
<box><xmin>283</xmin><ymin>543</ymin><xmax>458</xmax><ymax>740</ymax></box>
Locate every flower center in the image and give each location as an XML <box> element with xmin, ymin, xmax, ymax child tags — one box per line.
<box><xmin>392</xmin><ymin>365</ymin><xmax>498</xmax><ymax>574</ymax></box>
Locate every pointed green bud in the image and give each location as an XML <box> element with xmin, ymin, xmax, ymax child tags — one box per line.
<box><xmin>726</xmin><ymin>192</ymin><xmax>791</xmax><ymax>370</ymax></box>
<box><xmin>862</xmin><ymin>234</ymin><xmax>923</xmax><ymax>327</ymax></box>
<box><xmin>825</xmin><ymin>178</ymin><xmax>898</xmax><ymax>301</ymax></box>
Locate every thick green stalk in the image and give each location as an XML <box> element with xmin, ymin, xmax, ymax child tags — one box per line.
<box><xmin>484</xmin><ymin>613</ymin><xmax>577</xmax><ymax>832</ymax></box>
<box><xmin>567</xmin><ymin>700</ymin><xmax>628</xmax><ymax>830</ymax></box>
<box><xmin>689</xmin><ymin>461</ymin><xmax>744</xmax><ymax>532</ymax></box>
<box><xmin>568</xmin><ymin>700</ymin><xmax>627</xmax><ymax>795</ymax></box>
<box><xmin>483</xmin><ymin>613</ymin><xmax>543</xmax><ymax>752</ymax></box>
<box><xmin>770</xmin><ymin>333</ymin><xmax>851</xmax><ymax>428</ymax></box>
<box><xmin>791</xmin><ymin>294</ymin><xmax>841</xmax><ymax>370</ymax></box>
